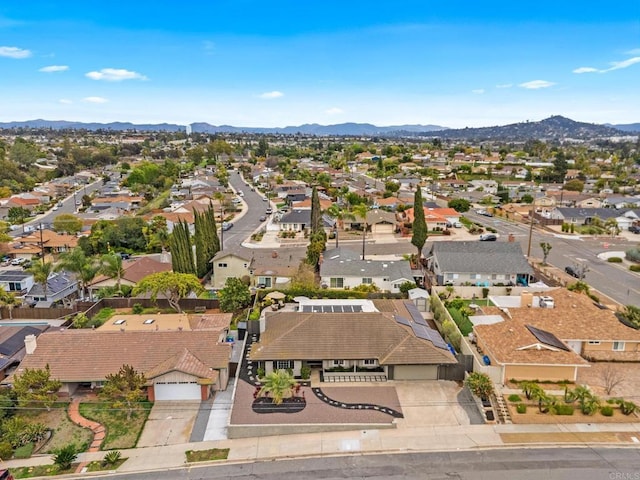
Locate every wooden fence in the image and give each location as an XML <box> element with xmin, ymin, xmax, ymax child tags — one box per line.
<box><xmin>0</xmin><ymin>306</ymin><xmax>76</xmax><ymax>321</ymax></box>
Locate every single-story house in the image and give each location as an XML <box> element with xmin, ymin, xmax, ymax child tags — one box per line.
<box><xmin>250</xmin><ymin>300</ymin><xmax>456</xmax><ymax>381</ymax></box>
<box><xmin>88</xmin><ymin>256</ymin><xmax>172</xmax><ymax>296</ymax></box>
<box><xmin>11</xmin><ymin>330</ymin><xmax>232</xmax><ymax>401</ymax></box>
<box><xmin>426</xmin><ymin>241</ymin><xmax>533</xmax><ymax>287</ymax></box>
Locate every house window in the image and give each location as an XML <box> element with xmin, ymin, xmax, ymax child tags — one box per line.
<box><xmin>275</xmin><ymin>360</ymin><xmax>293</xmax><ymax>370</ymax></box>
<box><xmin>383</xmin><ymin>278</ymin><xmax>389</xmax><ymax>282</ymax></box>
<box><xmin>588</xmin><ymin>340</ymin><xmax>600</xmax><ymax>345</ymax></box>
<box><xmin>470</xmin><ymin>274</ymin><xmax>480</xmax><ymax>280</ymax></box>
<box><xmin>613</xmin><ymin>341</ymin><xmax>625</xmax><ymax>351</ymax></box>
<box><xmin>143</xmin><ymin>319</ymin><xmax>155</xmax><ymax>324</ymax></box>
<box><xmin>217</xmin><ymin>263</ymin><xmax>227</xmax><ymax>268</ymax></box>
<box><xmin>362</xmin><ymin>277</ymin><xmax>372</xmax><ymax>284</ymax></box>
<box><xmin>330</xmin><ymin>277</ymin><xmax>344</xmax><ymax>288</ymax></box>
<box><xmin>258</xmin><ymin>277</ymin><xmax>272</xmax><ymax>288</ymax></box>
<box><xmin>363</xmin><ymin>359</ymin><xmax>376</xmax><ymax>366</ymax></box>
<box><xmin>8</xmin><ymin>282</ymin><xmax>22</xmax><ymax>291</ymax></box>
<box><xmin>333</xmin><ymin>360</ymin><xmax>345</xmax><ymax>366</ymax></box>
<box><xmin>243</xmin><ymin>263</ymin><xmax>248</xmax><ymax>268</ymax></box>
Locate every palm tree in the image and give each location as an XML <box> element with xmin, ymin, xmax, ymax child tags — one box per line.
<box><xmin>56</xmin><ymin>247</ymin><xmax>98</xmax><ymax>300</ymax></box>
<box><xmin>100</xmin><ymin>252</ymin><xmax>125</xmax><ymax>295</ymax></box>
<box><xmin>258</xmin><ymin>369</ymin><xmax>298</xmax><ymax>405</ymax></box>
<box><xmin>0</xmin><ymin>290</ymin><xmax>18</xmax><ymax>320</ymax></box>
<box><xmin>351</xmin><ymin>203</ymin><xmax>370</xmax><ymax>260</ymax></box>
<box><xmin>326</xmin><ymin>205</ymin><xmax>355</xmax><ymax>249</ymax></box>
<box><xmin>27</xmin><ymin>261</ymin><xmax>54</xmax><ymax>302</ymax></box>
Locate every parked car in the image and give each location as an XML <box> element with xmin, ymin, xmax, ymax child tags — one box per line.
<box><xmin>629</xmin><ymin>225</ymin><xmax>640</xmax><ymax>234</ymax></box>
<box><xmin>266</xmin><ymin>207</ymin><xmax>273</xmax><ymax>214</ymax></box>
<box><xmin>222</xmin><ymin>222</ymin><xmax>233</xmax><ymax>231</ymax></box>
<box><xmin>10</xmin><ymin>258</ymin><xmax>27</xmax><ymax>266</ymax></box>
<box><xmin>259</xmin><ymin>215</ymin><xmax>267</xmax><ymax>222</ymax></box>
<box><xmin>238</xmin><ymin>191</ymin><xmax>244</xmax><ymax>197</ymax></box>
<box><xmin>479</xmin><ymin>233</ymin><xmax>497</xmax><ymax>241</ymax></box>
<box><xmin>262</xmin><ymin>197</ymin><xmax>268</xmax><ymax>202</ymax></box>
<box><xmin>564</xmin><ymin>266</ymin><xmax>580</xmax><ymax>278</ymax></box>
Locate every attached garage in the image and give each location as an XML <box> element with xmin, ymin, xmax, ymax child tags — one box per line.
<box><xmin>153</xmin><ymin>381</ymin><xmax>202</xmax><ymax>401</ymax></box>
<box><xmin>391</xmin><ymin>365</ymin><xmax>439</xmax><ymax>380</ymax></box>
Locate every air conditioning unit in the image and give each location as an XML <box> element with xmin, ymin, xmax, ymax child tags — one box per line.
<box><xmin>539</xmin><ymin>296</ymin><xmax>555</xmax><ymax>308</ymax></box>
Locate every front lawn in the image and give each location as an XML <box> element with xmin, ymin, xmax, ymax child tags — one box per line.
<box><xmin>24</xmin><ymin>403</ymin><xmax>93</xmax><ymax>454</ymax></box>
<box><xmin>79</xmin><ymin>401</ymin><xmax>152</xmax><ymax>449</ymax></box>
<box><xmin>186</xmin><ymin>448</ymin><xmax>229</xmax><ymax>463</ymax></box>
<box><xmin>10</xmin><ymin>464</ymin><xmax>76</xmax><ymax>479</ymax></box>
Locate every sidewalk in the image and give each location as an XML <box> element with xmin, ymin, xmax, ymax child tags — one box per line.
<box><xmin>4</xmin><ymin>421</ymin><xmax>639</xmax><ymax>475</ymax></box>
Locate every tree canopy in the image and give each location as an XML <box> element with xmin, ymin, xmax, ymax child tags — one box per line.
<box><xmin>411</xmin><ymin>188</ymin><xmax>428</xmax><ymax>259</ymax></box>
<box><xmin>218</xmin><ymin>277</ymin><xmax>251</xmax><ymax>312</ymax></box>
<box><xmin>13</xmin><ymin>365</ymin><xmax>62</xmax><ymax>411</ymax></box>
<box><xmin>52</xmin><ymin>213</ymin><xmax>83</xmax><ymax>235</ymax></box>
<box><xmin>133</xmin><ymin>271</ymin><xmax>204</xmax><ymax>313</ymax></box>
<box><xmin>99</xmin><ymin>364</ymin><xmax>147</xmax><ymax>420</ymax></box>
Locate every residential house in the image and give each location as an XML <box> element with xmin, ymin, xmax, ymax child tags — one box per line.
<box><xmin>6</xmin><ymin>196</ymin><xmax>41</xmax><ymax>212</ymax></box>
<box><xmin>0</xmin><ymin>325</ymin><xmax>49</xmax><ymax>380</ymax></box>
<box><xmin>469</xmin><ymin>179</ymin><xmax>498</xmax><ymax>194</ymax></box>
<box><xmin>555</xmin><ymin>207</ymin><xmax>640</xmax><ymax>231</ymax></box>
<box><xmin>341</xmin><ymin>209</ymin><xmax>397</xmax><ymax>234</ymax></box>
<box><xmin>11</xmin><ymin>330</ymin><xmax>231</xmax><ymax>401</ymax></box>
<box><xmin>603</xmin><ymin>196</ymin><xmax>640</xmax><ymax>210</ymax></box>
<box><xmin>24</xmin><ymin>270</ymin><xmax>78</xmax><ymax>307</ymax></box>
<box><xmin>320</xmin><ymin>247</ymin><xmax>417</xmax><ymax>292</ymax></box>
<box><xmin>0</xmin><ymin>270</ymin><xmax>34</xmax><ymax>297</ymax></box>
<box><xmin>90</xmin><ymin>195</ymin><xmax>144</xmax><ymax>213</ymax></box>
<box><xmin>427</xmin><ymin>241</ymin><xmax>533</xmax><ymax>286</ymax></box>
<box><xmin>88</xmin><ymin>256</ymin><xmax>172</xmax><ymax>296</ymax></box>
<box><xmin>250</xmin><ymin>299</ymin><xmax>456</xmax><ymax>380</ymax></box>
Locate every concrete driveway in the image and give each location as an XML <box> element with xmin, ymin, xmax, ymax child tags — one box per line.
<box><xmin>137</xmin><ymin>401</ymin><xmax>200</xmax><ymax>447</ymax></box>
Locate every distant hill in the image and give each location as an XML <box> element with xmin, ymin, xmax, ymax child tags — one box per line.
<box><xmin>609</xmin><ymin>123</ymin><xmax>640</xmax><ymax>133</ymax></box>
<box><xmin>0</xmin><ymin>117</ymin><xmax>636</xmax><ymax>139</ymax></box>
<box><xmin>417</xmin><ymin>116</ymin><xmax>629</xmax><ymax>141</ymax></box>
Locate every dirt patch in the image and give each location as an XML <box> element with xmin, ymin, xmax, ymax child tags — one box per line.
<box><xmin>504</xmin><ymin>398</ymin><xmax>639</xmax><ymax>424</ymax></box>
<box><xmin>576</xmin><ymin>362</ymin><xmax>640</xmax><ymax>399</ymax></box>
<box><xmin>501</xmin><ymin>431</ymin><xmax>637</xmax><ymax>444</ymax></box>
<box><xmin>27</xmin><ymin>405</ymin><xmax>93</xmax><ymax>453</ymax></box>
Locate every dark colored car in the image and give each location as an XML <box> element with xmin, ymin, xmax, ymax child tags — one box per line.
<box><xmin>259</xmin><ymin>215</ymin><xmax>267</xmax><ymax>222</ymax></box>
<box><xmin>565</xmin><ymin>266</ymin><xmax>580</xmax><ymax>278</ymax></box>
<box><xmin>629</xmin><ymin>225</ymin><xmax>640</xmax><ymax>234</ymax></box>
<box><xmin>479</xmin><ymin>234</ymin><xmax>497</xmax><ymax>241</ymax></box>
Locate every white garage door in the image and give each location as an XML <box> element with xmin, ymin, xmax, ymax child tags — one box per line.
<box><xmin>154</xmin><ymin>382</ymin><xmax>201</xmax><ymax>401</ymax></box>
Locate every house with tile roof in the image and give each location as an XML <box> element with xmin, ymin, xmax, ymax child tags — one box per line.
<box><xmin>87</xmin><ymin>256</ymin><xmax>172</xmax><ymax>296</ymax></box>
<box><xmin>250</xmin><ymin>300</ymin><xmax>456</xmax><ymax>381</ymax></box>
<box><xmin>427</xmin><ymin>241</ymin><xmax>533</xmax><ymax>287</ymax></box>
<box><xmin>320</xmin><ymin>247</ymin><xmax>418</xmax><ymax>292</ymax></box>
<box><xmin>11</xmin><ymin>330</ymin><xmax>231</xmax><ymax>401</ymax></box>
<box><xmin>0</xmin><ymin>325</ymin><xmax>49</xmax><ymax>381</ymax></box>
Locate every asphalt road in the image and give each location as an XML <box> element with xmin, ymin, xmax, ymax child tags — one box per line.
<box><xmin>79</xmin><ymin>447</ymin><xmax>640</xmax><ymax>479</ymax></box>
<box><xmin>465</xmin><ymin>210</ymin><xmax>640</xmax><ymax>306</ymax></box>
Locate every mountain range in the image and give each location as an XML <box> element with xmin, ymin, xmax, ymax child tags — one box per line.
<box><xmin>0</xmin><ymin>116</ymin><xmax>638</xmax><ymax>139</ymax></box>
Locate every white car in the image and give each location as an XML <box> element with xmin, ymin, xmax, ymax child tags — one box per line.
<box><xmin>238</xmin><ymin>191</ymin><xmax>244</xmax><ymax>197</ymax></box>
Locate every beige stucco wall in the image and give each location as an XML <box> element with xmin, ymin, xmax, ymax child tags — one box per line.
<box><xmin>582</xmin><ymin>341</ymin><xmax>640</xmax><ymax>361</ymax></box>
<box><xmin>392</xmin><ymin>365</ymin><xmax>438</xmax><ymax>380</ymax></box>
<box><xmin>504</xmin><ymin>364</ymin><xmax>577</xmax><ymax>382</ymax></box>
<box><xmin>212</xmin><ymin>256</ymin><xmax>250</xmax><ymax>289</ymax></box>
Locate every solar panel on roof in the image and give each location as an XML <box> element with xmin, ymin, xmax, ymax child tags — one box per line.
<box><xmin>526</xmin><ymin>325</ymin><xmax>569</xmax><ymax>351</ymax></box>
<box><xmin>394</xmin><ymin>315</ymin><xmax>411</xmax><ymax>327</ymax></box>
<box><xmin>402</xmin><ymin>302</ymin><xmax>449</xmax><ymax>350</ymax></box>
<box><xmin>0</xmin><ymin>327</ymin><xmax>43</xmax><ymax>356</ymax></box>
<box><xmin>301</xmin><ymin>304</ymin><xmax>363</xmax><ymax>313</ymax></box>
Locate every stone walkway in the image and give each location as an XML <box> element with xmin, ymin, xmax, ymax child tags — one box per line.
<box><xmin>67</xmin><ymin>397</ymin><xmax>106</xmax><ymax>472</ymax></box>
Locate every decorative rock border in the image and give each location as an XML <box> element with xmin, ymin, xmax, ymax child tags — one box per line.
<box><xmin>311</xmin><ymin>387</ymin><xmax>403</xmax><ymax>418</ymax></box>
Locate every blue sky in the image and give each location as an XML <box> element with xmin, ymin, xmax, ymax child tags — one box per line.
<box><xmin>1</xmin><ymin>1</ymin><xmax>639</xmax><ymax>128</ymax></box>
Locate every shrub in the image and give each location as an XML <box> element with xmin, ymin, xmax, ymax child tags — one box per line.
<box><xmin>0</xmin><ymin>441</ymin><xmax>13</xmax><ymax>460</ymax></box>
<box><xmin>607</xmin><ymin>257</ymin><xmax>623</xmax><ymax>263</ymax></box>
<box><xmin>625</xmin><ymin>247</ymin><xmax>640</xmax><ymax>263</ymax></box>
<box><xmin>555</xmin><ymin>404</ymin><xmax>574</xmax><ymax>415</ymax></box>
<box><xmin>630</xmin><ymin>265</ymin><xmax>640</xmax><ymax>272</ymax></box>
<box><xmin>464</xmin><ymin>372</ymin><xmax>494</xmax><ymax>398</ymax></box>
<box><xmin>102</xmin><ymin>450</ymin><xmax>122</xmax><ymax>466</ymax></box>
<box><xmin>616</xmin><ymin>399</ymin><xmax>637</xmax><ymax>415</ymax></box>
<box><xmin>482</xmin><ymin>287</ymin><xmax>490</xmax><ymax>299</ymax></box>
<box><xmin>256</xmin><ymin>367</ymin><xmax>265</xmax><ymax>378</ymax></box>
<box><xmin>516</xmin><ymin>404</ymin><xmax>527</xmax><ymax>414</ymax></box>
<box><xmin>132</xmin><ymin>303</ymin><xmax>144</xmax><ymax>314</ymax></box>
<box><xmin>508</xmin><ymin>394</ymin><xmax>522</xmax><ymax>402</ymax></box>
<box><xmin>600</xmin><ymin>406</ymin><xmax>614</xmax><ymax>417</ymax></box>
<box><xmin>300</xmin><ymin>365</ymin><xmax>311</xmax><ymax>380</ymax></box>
<box><xmin>53</xmin><ymin>444</ymin><xmax>78</xmax><ymax>471</ymax></box>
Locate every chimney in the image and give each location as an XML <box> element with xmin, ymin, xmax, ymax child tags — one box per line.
<box><xmin>24</xmin><ymin>334</ymin><xmax>37</xmax><ymax>354</ymax></box>
<box><xmin>521</xmin><ymin>291</ymin><xmax>533</xmax><ymax>308</ymax></box>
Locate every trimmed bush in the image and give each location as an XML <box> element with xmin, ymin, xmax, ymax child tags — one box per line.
<box><xmin>630</xmin><ymin>265</ymin><xmax>640</xmax><ymax>272</ymax></box>
<box><xmin>555</xmin><ymin>404</ymin><xmax>574</xmax><ymax>416</ymax></box>
<box><xmin>607</xmin><ymin>257</ymin><xmax>623</xmax><ymax>263</ymax></box>
<box><xmin>0</xmin><ymin>441</ymin><xmax>13</xmax><ymax>460</ymax></box>
<box><xmin>508</xmin><ymin>394</ymin><xmax>522</xmax><ymax>402</ymax></box>
<box><xmin>516</xmin><ymin>404</ymin><xmax>527</xmax><ymax>414</ymax></box>
<box><xmin>601</xmin><ymin>406</ymin><xmax>614</xmax><ymax>417</ymax></box>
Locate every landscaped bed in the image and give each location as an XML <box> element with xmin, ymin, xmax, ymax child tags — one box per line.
<box><xmin>27</xmin><ymin>404</ymin><xmax>93</xmax><ymax>454</ymax></box>
<box><xmin>79</xmin><ymin>401</ymin><xmax>152</xmax><ymax>449</ymax></box>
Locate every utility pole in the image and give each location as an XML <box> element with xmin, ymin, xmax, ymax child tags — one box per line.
<box><xmin>39</xmin><ymin>222</ymin><xmax>45</xmax><ymax>263</ymax></box>
<box><xmin>526</xmin><ymin>206</ymin><xmax>535</xmax><ymax>258</ymax></box>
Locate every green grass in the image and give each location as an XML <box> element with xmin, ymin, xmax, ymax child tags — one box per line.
<box><xmin>447</xmin><ymin>307</ymin><xmax>474</xmax><ymax>336</ymax></box>
<box><xmin>89</xmin><ymin>308</ymin><xmax>115</xmax><ymax>327</ymax></box>
<box><xmin>185</xmin><ymin>448</ymin><xmax>230</xmax><ymax>463</ymax></box>
<box><xmin>78</xmin><ymin>401</ymin><xmax>152</xmax><ymax>450</ymax></box>
<box><xmin>135</xmin><ymin>189</ymin><xmax>170</xmax><ymax>216</ymax></box>
<box><xmin>11</xmin><ymin>464</ymin><xmax>75</xmax><ymax>479</ymax></box>
<box><xmin>13</xmin><ymin>443</ymin><xmax>34</xmax><ymax>459</ymax></box>
<box><xmin>85</xmin><ymin>458</ymin><xmax>128</xmax><ymax>472</ymax></box>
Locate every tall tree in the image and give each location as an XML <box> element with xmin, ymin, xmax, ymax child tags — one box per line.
<box><xmin>310</xmin><ymin>186</ymin><xmax>322</xmax><ymax>235</ymax></box>
<box><xmin>218</xmin><ymin>277</ymin><xmax>251</xmax><ymax>312</ymax></box>
<box><xmin>133</xmin><ymin>271</ymin><xmax>204</xmax><ymax>313</ymax></box>
<box><xmin>539</xmin><ymin>242</ymin><xmax>552</xmax><ymax>265</ymax></box>
<box><xmin>193</xmin><ymin>209</ymin><xmax>209</xmax><ymax>278</ymax></box>
<box><xmin>100</xmin><ymin>365</ymin><xmax>147</xmax><ymax>421</ymax></box>
<box><xmin>13</xmin><ymin>365</ymin><xmax>62</xmax><ymax>411</ymax></box>
<box><xmin>27</xmin><ymin>261</ymin><xmax>54</xmax><ymax>301</ymax></box>
<box><xmin>56</xmin><ymin>247</ymin><xmax>98</xmax><ymax>300</ymax></box>
<box><xmin>0</xmin><ymin>289</ymin><xmax>18</xmax><ymax>320</ymax></box>
<box><xmin>351</xmin><ymin>203</ymin><xmax>369</xmax><ymax>261</ymax></box>
<box><xmin>411</xmin><ymin>188</ymin><xmax>428</xmax><ymax>260</ymax></box>
<box><xmin>99</xmin><ymin>252</ymin><xmax>125</xmax><ymax>295</ymax></box>
<box><xmin>169</xmin><ymin>220</ymin><xmax>195</xmax><ymax>275</ymax></box>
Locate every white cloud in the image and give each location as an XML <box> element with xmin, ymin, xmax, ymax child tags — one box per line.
<box><xmin>606</xmin><ymin>56</ymin><xmax>640</xmax><ymax>71</ymax></box>
<box><xmin>626</xmin><ymin>48</ymin><xmax>640</xmax><ymax>55</ymax></box>
<box><xmin>519</xmin><ymin>80</ymin><xmax>555</xmax><ymax>89</ymax></box>
<box><xmin>39</xmin><ymin>65</ymin><xmax>69</xmax><ymax>73</ymax></box>
<box><xmin>0</xmin><ymin>46</ymin><xmax>32</xmax><ymax>59</ymax></box>
<box><xmin>82</xmin><ymin>96</ymin><xmax>108</xmax><ymax>104</ymax></box>
<box><xmin>85</xmin><ymin>68</ymin><xmax>147</xmax><ymax>82</ymax></box>
<box><xmin>573</xmin><ymin>66</ymin><xmax>598</xmax><ymax>74</ymax></box>
<box><xmin>325</xmin><ymin>107</ymin><xmax>344</xmax><ymax>115</ymax></box>
<box><xmin>496</xmin><ymin>84</ymin><xmax>513</xmax><ymax>89</ymax></box>
<box><xmin>58</xmin><ymin>98</ymin><xmax>73</xmax><ymax>104</ymax></box>
<box><xmin>472</xmin><ymin>89</ymin><xmax>485</xmax><ymax>95</ymax></box>
<box><xmin>258</xmin><ymin>91</ymin><xmax>284</xmax><ymax>99</ymax></box>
